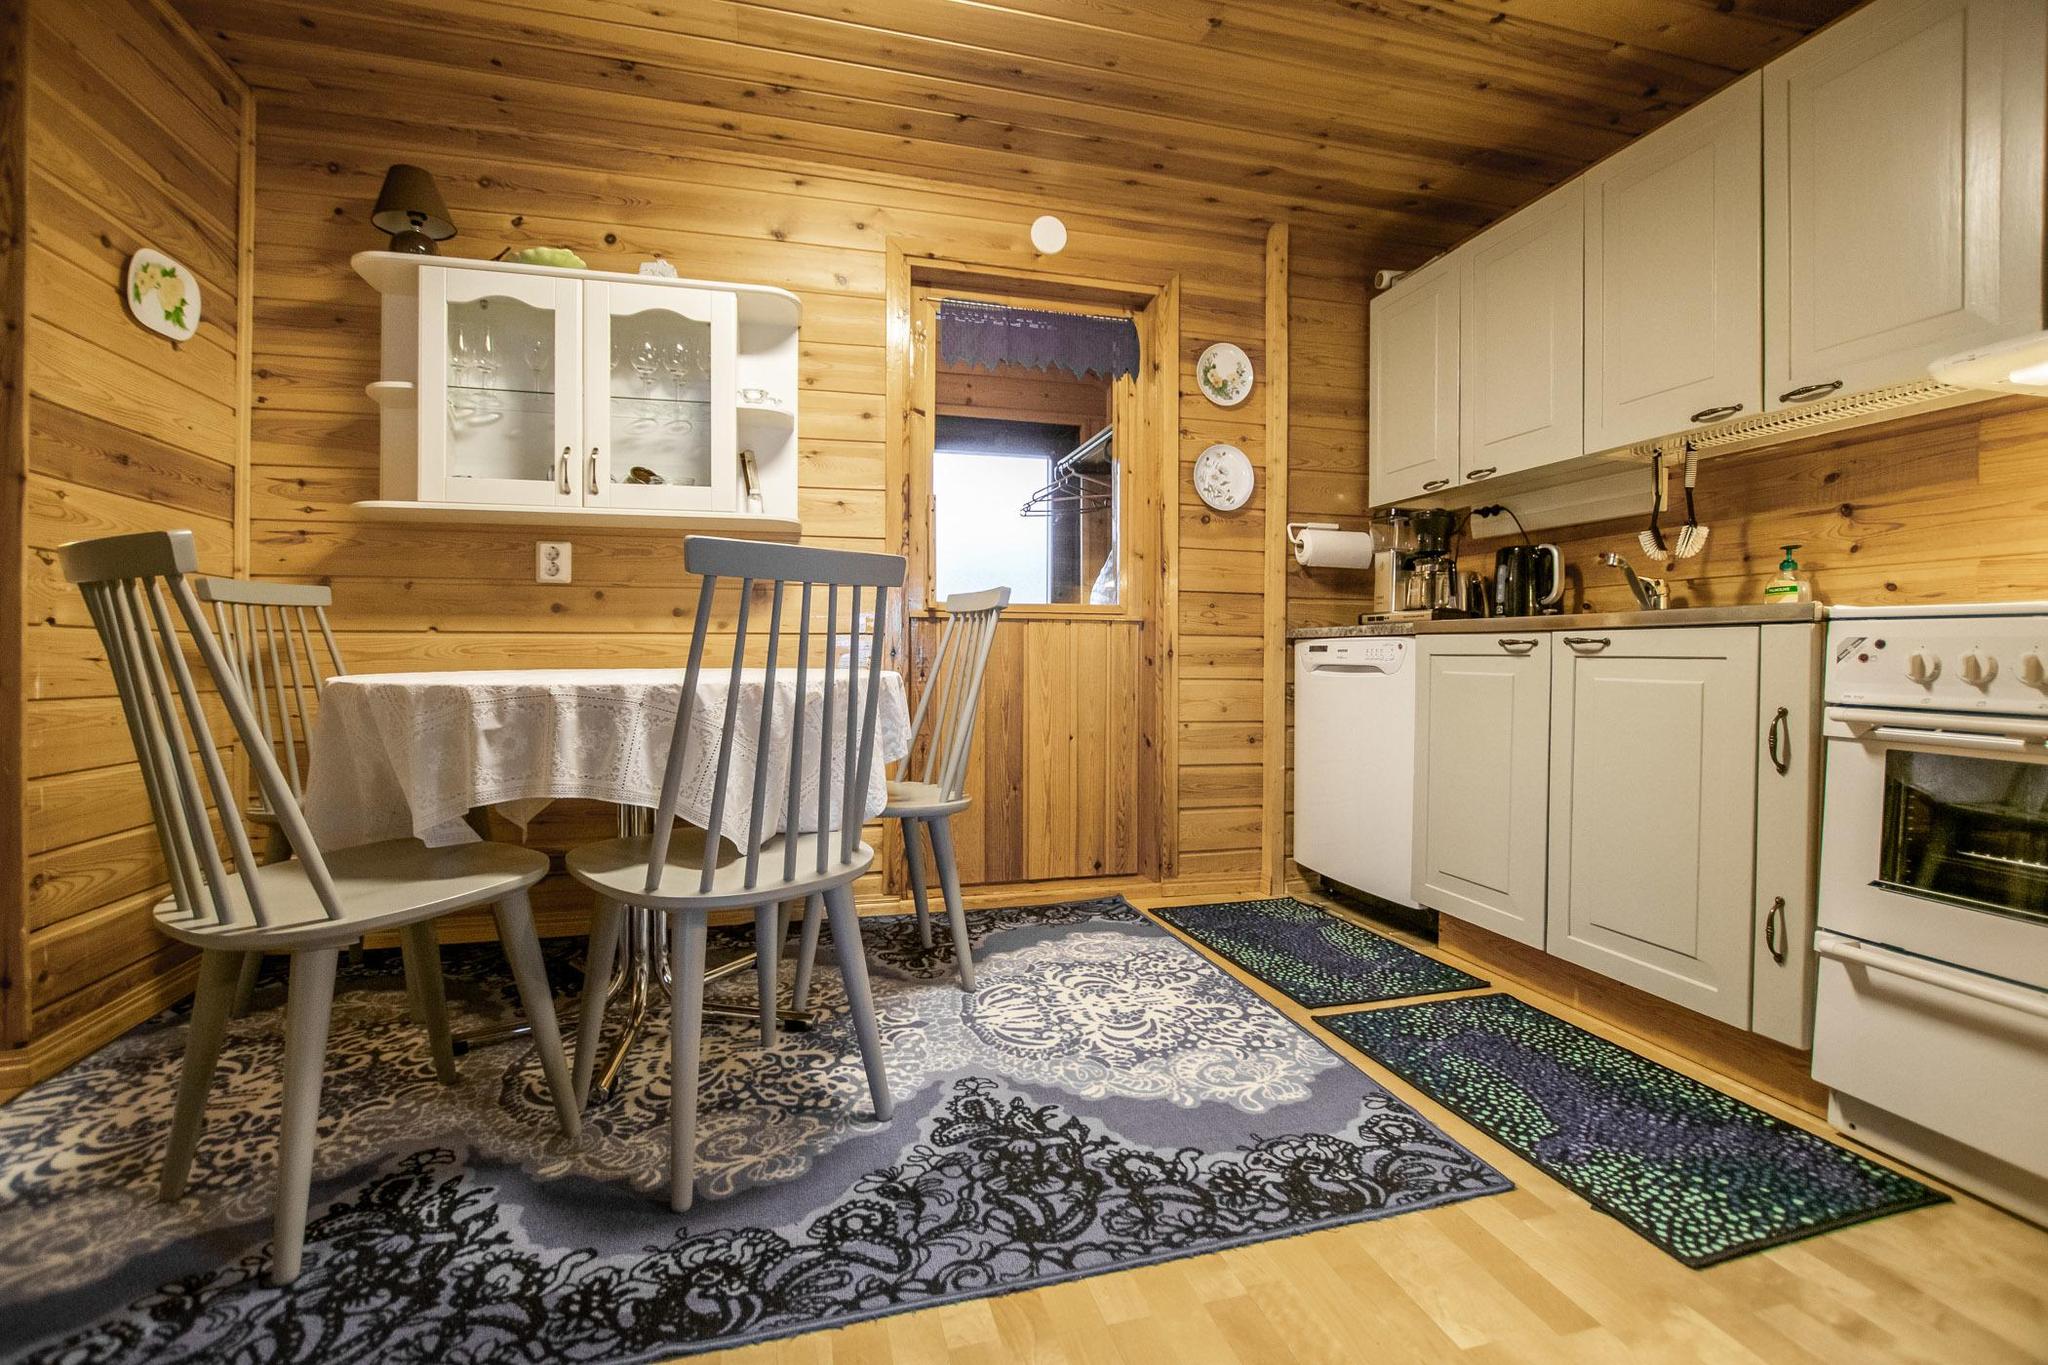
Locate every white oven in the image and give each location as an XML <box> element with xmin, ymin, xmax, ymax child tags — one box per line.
<box><xmin>1814</xmin><ymin>603</ymin><xmax>2048</xmax><ymax>1227</ymax></box>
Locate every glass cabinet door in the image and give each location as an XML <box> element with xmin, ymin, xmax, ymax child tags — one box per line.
<box><xmin>417</xmin><ymin>268</ymin><xmax>581</xmax><ymax>506</ymax></box>
<box><xmin>582</xmin><ymin>281</ymin><xmax>736</xmax><ymax>511</ymax></box>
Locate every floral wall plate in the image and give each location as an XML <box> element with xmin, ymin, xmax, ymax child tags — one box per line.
<box><xmin>1197</xmin><ymin>342</ymin><xmax>1254</xmax><ymax>407</ymax></box>
<box><xmin>125</xmin><ymin>249</ymin><xmax>200</xmax><ymax>342</ymax></box>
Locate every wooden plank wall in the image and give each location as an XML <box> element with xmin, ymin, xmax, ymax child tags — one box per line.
<box><xmin>7</xmin><ymin>0</ymin><xmax>250</xmax><ymax>1078</ymax></box>
<box><xmin>1453</xmin><ymin>398</ymin><xmax>2048</xmax><ymax>611</ymax></box>
<box><xmin>239</xmin><ymin>85</ymin><xmax>1275</xmax><ymax>915</ymax></box>
<box><xmin>1281</xmin><ymin>232</ymin><xmax>1374</xmax><ymax>879</ymax></box>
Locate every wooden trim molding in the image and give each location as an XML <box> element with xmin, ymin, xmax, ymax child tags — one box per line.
<box><xmin>1261</xmin><ymin>224</ymin><xmax>1291</xmax><ymax>895</ymax></box>
<box><xmin>0</xmin><ymin>0</ymin><xmax>28</xmax><ymax>1052</ymax></box>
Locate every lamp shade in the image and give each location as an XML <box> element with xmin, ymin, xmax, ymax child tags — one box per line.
<box><xmin>371</xmin><ymin>164</ymin><xmax>454</xmax><ymax>249</ymax></box>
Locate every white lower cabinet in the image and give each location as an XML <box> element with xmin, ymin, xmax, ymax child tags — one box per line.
<box><xmin>1412</xmin><ymin>621</ymin><xmax>1824</xmax><ymax>1039</ymax></box>
<box><xmin>1413</xmin><ymin>635</ymin><xmax>1552</xmax><ymax>947</ymax></box>
<box><xmin>1545</xmin><ymin>628</ymin><xmax>1761</xmax><ymax>1027</ymax></box>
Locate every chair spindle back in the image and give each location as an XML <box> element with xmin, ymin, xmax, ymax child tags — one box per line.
<box><xmin>60</xmin><ymin>531</ymin><xmax>344</xmax><ymax>929</ymax></box>
<box><xmin>902</xmin><ymin>587</ymin><xmax>1010</xmax><ymax>803</ymax></box>
<box><xmin>645</xmin><ymin>537</ymin><xmax>905</xmax><ymax>896</ymax></box>
<box><xmin>195</xmin><ymin>577</ymin><xmax>347</xmax><ymax>806</ymax></box>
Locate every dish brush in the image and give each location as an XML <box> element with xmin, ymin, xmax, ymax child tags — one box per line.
<box><xmin>1638</xmin><ymin>450</ymin><xmax>1671</xmax><ymax>561</ymax></box>
<box><xmin>1673</xmin><ymin>443</ymin><xmax>1710</xmax><ymax>559</ymax></box>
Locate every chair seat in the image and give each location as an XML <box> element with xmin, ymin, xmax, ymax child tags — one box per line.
<box><xmin>566</xmin><ymin>825</ymin><xmax>874</xmax><ymax>910</ymax></box>
<box><xmin>882</xmin><ymin>779</ymin><xmax>971</xmax><ymax>819</ymax></box>
<box><xmin>152</xmin><ymin>838</ymin><xmax>550</xmax><ymax>950</ymax></box>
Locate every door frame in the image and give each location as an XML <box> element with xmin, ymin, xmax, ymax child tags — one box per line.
<box><xmin>885</xmin><ymin>242</ymin><xmax>1179</xmax><ymax>885</ymax></box>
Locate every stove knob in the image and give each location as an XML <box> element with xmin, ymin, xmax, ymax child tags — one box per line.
<box><xmin>1958</xmin><ymin>651</ymin><xmax>1997</xmax><ymax>687</ymax></box>
<box><xmin>2022</xmin><ymin>651</ymin><xmax>2047</xmax><ymax>689</ymax></box>
<box><xmin>1905</xmin><ymin>650</ymin><xmax>1941</xmax><ymax>685</ymax></box>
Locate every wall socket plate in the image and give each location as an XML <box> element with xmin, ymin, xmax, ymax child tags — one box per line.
<box><xmin>536</xmin><ymin>541</ymin><xmax>571</xmax><ymax>583</ymax></box>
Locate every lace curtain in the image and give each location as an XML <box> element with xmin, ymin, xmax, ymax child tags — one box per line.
<box><xmin>937</xmin><ymin>299</ymin><xmax>1139</xmax><ymax>381</ymax></box>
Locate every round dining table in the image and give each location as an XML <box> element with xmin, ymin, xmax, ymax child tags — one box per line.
<box><xmin>300</xmin><ymin>667</ymin><xmax>911</xmax><ymax>1090</ymax></box>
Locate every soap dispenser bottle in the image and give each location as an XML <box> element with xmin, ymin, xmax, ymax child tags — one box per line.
<box><xmin>1763</xmin><ymin>545</ymin><xmax>1810</xmax><ymax>604</ymax></box>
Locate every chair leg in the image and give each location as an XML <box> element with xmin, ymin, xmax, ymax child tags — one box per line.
<box><xmin>271</xmin><ymin>947</ymin><xmax>339</xmax><ymax>1285</ymax></box>
<box><xmin>398</xmin><ymin>927</ymin><xmax>426</xmax><ymax>1024</ymax></box>
<box><xmin>492</xmin><ymin>891</ymin><xmax>581</xmax><ymax>1141</ymax></box>
<box><xmin>670</xmin><ymin>912</ymin><xmax>709</xmax><ymax>1213</ymax></box>
<box><xmin>823</xmin><ymin>883</ymin><xmax>892</xmax><ymax>1122</ymax></box>
<box><xmin>925</xmin><ymin>816</ymin><xmax>975</xmax><ymax>992</ymax></box>
<box><xmin>792</xmin><ymin>893</ymin><xmax>825</xmax><ymax>1010</ymax></box>
<box><xmin>573</xmin><ymin>899</ymin><xmax>626</xmax><ymax>1111</ymax></box>
<box><xmin>903</xmin><ymin>818</ymin><xmax>934</xmax><ymax>949</ymax></box>
<box><xmin>753</xmin><ymin>903</ymin><xmax>780</xmax><ymax>1047</ymax></box>
<box><xmin>160</xmin><ymin>949</ymin><xmax>245</xmax><ymax>1201</ymax></box>
<box><xmin>230</xmin><ymin>950</ymin><xmax>263</xmax><ymax>1019</ymax></box>
<box><xmin>400</xmin><ymin>921</ymin><xmax>458</xmax><ymax>1084</ymax></box>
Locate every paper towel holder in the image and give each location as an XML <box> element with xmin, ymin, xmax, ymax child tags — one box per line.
<box><xmin>1285</xmin><ymin>522</ymin><xmax>1340</xmax><ymax>555</ymax></box>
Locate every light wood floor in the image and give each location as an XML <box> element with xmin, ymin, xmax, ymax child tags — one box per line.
<box><xmin>702</xmin><ymin>889</ymin><xmax>2048</xmax><ymax>1365</ymax></box>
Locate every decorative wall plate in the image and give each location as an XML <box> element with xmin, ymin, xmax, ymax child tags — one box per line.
<box><xmin>1197</xmin><ymin>342</ymin><xmax>1254</xmax><ymax>407</ymax></box>
<box><xmin>125</xmin><ymin>249</ymin><xmax>200</xmax><ymax>342</ymax></box>
<box><xmin>1193</xmin><ymin>442</ymin><xmax>1255</xmax><ymax>512</ymax></box>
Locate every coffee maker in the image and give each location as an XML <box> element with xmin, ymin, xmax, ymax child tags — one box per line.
<box><xmin>1368</xmin><ymin>509</ymin><xmax>1414</xmax><ymax>616</ymax></box>
<box><xmin>1401</xmin><ymin>508</ymin><xmax>1480</xmax><ymax>616</ymax></box>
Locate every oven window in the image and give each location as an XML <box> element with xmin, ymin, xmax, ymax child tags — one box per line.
<box><xmin>1880</xmin><ymin>750</ymin><xmax>2048</xmax><ymax>922</ymax></box>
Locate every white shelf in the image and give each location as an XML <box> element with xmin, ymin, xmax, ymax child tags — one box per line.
<box><xmin>366</xmin><ymin>380</ymin><xmax>416</xmax><ymax>408</ymax></box>
<box><xmin>352</xmin><ymin>500</ymin><xmax>801</xmax><ymax>535</ymax></box>
<box><xmin>738</xmin><ymin>402</ymin><xmax>795</xmax><ymax>427</ymax></box>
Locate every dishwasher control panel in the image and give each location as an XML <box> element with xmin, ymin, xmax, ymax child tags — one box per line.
<box><xmin>1299</xmin><ymin>637</ymin><xmax>1410</xmax><ymax>674</ymax></box>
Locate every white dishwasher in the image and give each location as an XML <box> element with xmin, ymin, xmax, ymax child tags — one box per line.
<box><xmin>1293</xmin><ymin>635</ymin><xmax>1420</xmax><ymax>907</ymax></box>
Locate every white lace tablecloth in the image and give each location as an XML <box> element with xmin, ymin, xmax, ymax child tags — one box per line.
<box><xmin>302</xmin><ymin>668</ymin><xmax>910</xmax><ymax>851</ymax></box>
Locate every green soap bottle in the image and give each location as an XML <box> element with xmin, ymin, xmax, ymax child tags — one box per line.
<box><xmin>1763</xmin><ymin>545</ymin><xmax>1810</xmax><ymax>604</ymax></box>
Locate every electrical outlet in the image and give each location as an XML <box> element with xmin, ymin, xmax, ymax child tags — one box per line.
<box><xmin>536</xmin><ymin>541</ymin><xmax>571</xmax><ymax>584</ymax></box>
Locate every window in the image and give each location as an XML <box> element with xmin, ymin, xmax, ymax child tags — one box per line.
<box><xmin>931</xmin><ymin>416</ymin><xmax>1117</xmax><ymax>606</ymax></box>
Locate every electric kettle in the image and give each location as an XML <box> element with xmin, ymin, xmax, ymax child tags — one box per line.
<box><xmin>1493</xmin><ymin>544</ymin><xmax>1564</xmax><ymax>617</ymax></box>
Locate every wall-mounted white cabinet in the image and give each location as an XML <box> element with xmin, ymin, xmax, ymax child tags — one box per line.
<box><xmin>1584</xmin><ymin>73</ymin><xmax>1763</xmax><ymax>451</ymax></box>
<box><xmin>1545</xmin><ymin>628</ymin><xmax>1762</xmax><ymax>1028</ymax></box>
<box><xmin>353</xmin><ymin>252</ymin><xmax>800</xmax><ymax>531</ymax></box>
<box><xmin>1413</xmin><ymin>620</ymin><xmax>1823</xmax><ymax>1045</ymax></box>
<box><xmin>1368</xmin><ymin>254</ymin><xmax>1461</xmax><ymax>504</ymax></box>
<box><xmin>1764</xmin><ymin>0</ymin><xmax>2045</xmax><ymax>410</ymax></box>
<box><xmin>1366</xmin><ymin>0</ymin><xmax>2044</xmax><ymax>513</ymax></box>
<box><xmin>1413</xmin><ymin>634</ymin><xmax>1552</xmax><ymax>947</ymax></box>
<box><xmin>1460</xmin><ymin>181</ymin><xmax>1583</xmax><ymax>484</ymax></box>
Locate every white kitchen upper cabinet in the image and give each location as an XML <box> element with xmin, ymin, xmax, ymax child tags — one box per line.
<box><xmin>1764</xmin><ymin>0</ymin><xmax>2046</xmax><ymax>408</ymax></box>
<box><xmin>1546</xmin><ymin>628</ymin><xmax>1761</xmax><ymax>1026</ymax></box>
<box><xmin>1415</xmin><ymin>635</ymin><xmax>1551</xmax><ymax>947</ymax></box>
<box><xmin>1368</xmin><ymin>254</ymin><xmax>1461</xmax><ymax>504</ymax></box>
<box><xmin>1460</xmin><ymin>181</ymin><xmax>1584</xmax><ymax>483</ymax></box>
<box><xmin>582</xmin><ymin>281</ymin><xmax>737</xmax><ymax>513</ymax></box>
<box><xmin>1585</xmin><ymin>74</ymin><xmax>1763</xmax><ymax>451</ymax></box>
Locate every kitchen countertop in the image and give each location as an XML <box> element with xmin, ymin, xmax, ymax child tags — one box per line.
<box><xmin>1288</xmin><ymin>602</ymin><xmax>1827</xmax><ymax>640</ymax></box>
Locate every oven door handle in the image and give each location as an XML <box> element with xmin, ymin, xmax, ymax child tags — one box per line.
<box><xmin>1827</xmin><ymin>706</ymin><xmax>2048</xmax><ymax>745</ymax></box>
<box><xmin>1817</xmin><ymin>935</ymin><xmax>2048</xmax><ymax>1022</ymax></box>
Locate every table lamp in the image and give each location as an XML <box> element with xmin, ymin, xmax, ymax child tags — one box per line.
<box><xmin>372</xmin><ymin>164</ymin><xmax>455</xmax><ymax>255</ymax></box>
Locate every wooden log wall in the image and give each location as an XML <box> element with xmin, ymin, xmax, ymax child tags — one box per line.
<box><xmin>237</xmin><ymin>81</ymin><xmax>1276</xmax><ymax>920</ymax></box>
<box><xmin>4</xmin><ymin>0</ymin><xmax>252</xmax><ymax>1090</ymax></box>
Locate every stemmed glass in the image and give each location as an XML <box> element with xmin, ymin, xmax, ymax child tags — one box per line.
<box><xmin>662</xmin><ymin>334</ymin><xmax>700</xmax><ymax>433</ymax></box>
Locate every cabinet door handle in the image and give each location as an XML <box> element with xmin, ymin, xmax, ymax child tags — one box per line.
<box><xmin>587</xmin><ymin>447</ymin><xmax>600</xmax><ymax>496</ymax></box>
<box><xmin>1778</xmin><ymin>379</ymin><xmax>1843</xmax><ymax>404</ymax></box>
<box><xmin>1496</xmin><ymin>638</ymin><xmax>1539</xmax><ymax>654</ymax></box>
<box><xmin>1689</xmin><ymin>402</ymin><xmax>1744</xmax><ymax>424</ymax></box>
<box><xmin>1465</xmin><ymin>466</ymin><xmax>1497</xmax><ymax>481</ymax></box>
<box><xmin>1421</xmin><ymin>477</ymin><xmax>1451</xmax><ymax>492</ymax></box>
<box><xmin>1764</xmin><ymin>896</ymin><xmax>1787</xmax><ymax>964</ymax></box>
<box><xmin>556</xmin><ymin>445</ymin><xmax>571</xmax><ymax>494</ymax></box>
<box><xmin>1563</xmin><ymin>635</ymin><xmax>1611</xmax><ymax>651</ymax></box>
<box><xmin>1766</xmin><ymin>706</ymin><xmax>1790</xmax><ymax>774</ymax></box>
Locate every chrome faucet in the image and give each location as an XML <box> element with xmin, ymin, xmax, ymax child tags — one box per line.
<box><xmin>1599</xmin><ymin>552</ymin><xmax>1668</xmax><ymax>610</ymax></box>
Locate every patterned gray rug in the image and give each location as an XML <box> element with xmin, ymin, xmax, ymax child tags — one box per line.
<box><xmin>0</xmin><ymin>897</ymin><xmax>1509</xmax><ymax>1362</ymax></box>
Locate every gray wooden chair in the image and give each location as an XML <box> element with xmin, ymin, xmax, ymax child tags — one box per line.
<box><xmin>193</xmin><ymin>575</ymin><xmax>381</xmax><ymax>1016</ymax></box>
<box><xmin>565</xmin><ymin>536</ymin><xmax>902</xmax><ymax>1213</ymax></box>
<box><xmin>793</xmin><ymin>586</ymin><xmax>1007</xmax><ymax>1000</ymax></box>
<box><xmin>61</xmin><ymin>529</ymin><xmax>581</xmax><ymax>1284</ymax></box>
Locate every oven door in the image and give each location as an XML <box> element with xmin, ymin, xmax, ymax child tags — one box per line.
<box><xmin>1820</xmin><ymin>707</ymin><xmax>2048</xmax><ymax>989</ymax></box>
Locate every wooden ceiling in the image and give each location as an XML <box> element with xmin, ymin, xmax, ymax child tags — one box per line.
<box><xmin>178</xmin><ymin>0</ymin><xmax>1861</xmax><ymax>256</ymax></box>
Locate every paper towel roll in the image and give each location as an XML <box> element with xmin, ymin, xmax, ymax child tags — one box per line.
<box><xmin>1291</xmin><ymin>526</ymin><xmax>1375</xmax><ymax>570</ymax></box>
